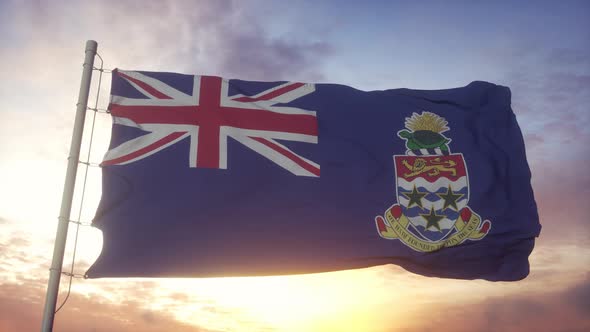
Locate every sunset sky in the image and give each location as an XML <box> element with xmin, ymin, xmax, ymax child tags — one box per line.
<box><xmin>1</xmin><ymin>0</ymin><xmax>589</xmax><ymax>331</ymax></box>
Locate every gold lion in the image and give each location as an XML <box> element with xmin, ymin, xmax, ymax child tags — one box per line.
<box><xmin>402</xmin><ymin>158</ymin><xmax>457</xmax><ymax>178</ymax></box>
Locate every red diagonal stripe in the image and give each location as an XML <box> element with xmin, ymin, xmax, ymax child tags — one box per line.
<box><xmin>232</xmin><ymin>82</ymin><xmax>306</xmax><ymax>102</ymax></box>
<box><xmin>251</xmin><ymin>137</ymin><xmax>320</xmax><ymax>177</ymax></box>
<box><xmin>101</xmin><ymin>132</ymin><xmax>186</xmax><ymax>166</ymax></box>
<box><xmin>118</xmin><ymin>71</ymin><xmax>172</xmax><ymax>99</ymax></box>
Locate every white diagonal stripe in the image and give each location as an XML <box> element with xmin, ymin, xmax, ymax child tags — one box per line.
<box><xmin>224</xmin><ymin>127</ymin><xmax>317</xmax><ymax>143</ymax></box>
<box><xmin>111</xmin><ymin>95</ymin><xmax>198</xmax><ymax>107</ymax></box>
<box><xmin>119</xmin><ymin>70</ymin><xmax>193</xmax><ymax>101</ymax></box>
<box><xmin>232</xmin><ymin>135</ymin><xmax>318</xmax><ymax>177</ymax></box>
<box><xmin>221</xmin><ymin>80</ymin><xmax>317</xmax><ymax>115</ymax></box>
<box><xmin>103</xmin><ymin>130</ymin><xmax>189</xmax><ymax>165</ymax></box>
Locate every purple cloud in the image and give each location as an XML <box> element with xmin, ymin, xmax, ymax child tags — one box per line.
<box><xmin>218</xmin><ymin>34</ymin><xmax>333</xmax><ymax>81</ymax></box>
<box><xmin>397</xmin><ymin>277</ymin><xmax>590</xmax><ymax>332</ymax></box>
<box><xmin>564</xmin><ymin>275</ymin><xmax>590</xmax><ymax>315</ymax></box>
<box><xmin>547</xmin><ymin>48</ymin><xmax>590</xmax><ymax>67</ymax></box>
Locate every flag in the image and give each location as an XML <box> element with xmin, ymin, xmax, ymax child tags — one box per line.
<box><xmin>86</xmin><ymin>69</ymin><xmax>541</xmax><ymax>281</ymax></box>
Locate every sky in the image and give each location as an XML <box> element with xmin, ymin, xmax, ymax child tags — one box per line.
<box><xmin>0</xmin><ymin>0</ymin><xmax>589</xmax><ymax>331</ymax></box>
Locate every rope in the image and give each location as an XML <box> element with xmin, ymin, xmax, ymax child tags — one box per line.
<box><xmin>78</xmin><ymin>161</ymin><xmax>101</xmax><ymax>167</ymax></box>
<box><xmin>68</xmin><ymin>219</ymin><xmax>93</xmax><ymax>227</ymax></box>
<box><xmin>55</xmin><ymin>52</ymin><xmax>107</xmax><ymax>313</ymax></box>
<box><xmin>87</xmin><ymin>107</ymin><xmax>110</xmax><ymax>114</ymax></box>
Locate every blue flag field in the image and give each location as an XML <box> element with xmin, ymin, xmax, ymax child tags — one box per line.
<box><xmin>86</xmin><ymin>69</ymin><xmax>541</xmax><ymax>281</ymax></box>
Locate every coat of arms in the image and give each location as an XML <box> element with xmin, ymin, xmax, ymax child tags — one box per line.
<box><xmin>374</xmin><ymin>112</ymin><xmax>491</xmax><ymax>252</ymax></box>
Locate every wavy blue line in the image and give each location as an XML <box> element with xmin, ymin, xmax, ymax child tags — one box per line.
<box><xmin>411</xmin><ymin>225</ymin><xmax>455</xmax><ymax>242</ymax></box>
<box><xmin>398</xmin><ymin>186</ymin><xmax>468</xmax><ymax>196</ymax></box>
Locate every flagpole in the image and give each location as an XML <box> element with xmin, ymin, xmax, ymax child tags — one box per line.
<box><xmin>40</xmin><ymin>40</ymin><xmax>98</xmax><ymax>332</ymax></box>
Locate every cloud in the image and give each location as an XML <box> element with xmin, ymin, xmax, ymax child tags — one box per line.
<box><xmin>0</xmin><ymin>0</ymin><xmax>334</xmax><ymax>82</ymax></box>
<box><xmin>563</xmin><ymin>275</ymin><xmax>590</xmax><ymax>315</ymax></box>
<box><xmin>501</xmin><ymin>47</ymin><xmax>590</xmax><ymax>153</ymax></box>
<box><xmin>546</xmin><ymin>48</ymin><xmax>590</xmax><ymax>67</ymax></box>
<box><xmin>523</xmin><ymin>132</ymin><xmax>545</xmax><ymax>150</ymax></box>
<box><xmin>215</xmin><ymin>31</ymin><xmax>333</xmax><ymax>81</ymax></box>
<box><xmin>395</xmin><ymin>276</ymin><xmax>590</xmax><ymax>332</ymax></box>
<box><xmin>0</xmin><ymin>280</ymin><xmax>212</xmax><ymax>332</ymax></box>
<box><xmin>482</xmin><ymin>43</ymin><xmax>590</xmax><ymax>243</ymax></box>
<box><xmin>543</xmin><ymin>73</ymin><xmax>590</xmax><ymax>95</ymax></box>
<box><xmin>0</xmin><ymin>235</ymin><xmax>32</xmax><ymax>263</ymax></box>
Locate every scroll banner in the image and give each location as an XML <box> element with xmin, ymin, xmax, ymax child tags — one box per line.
<box><xmin>375</xmin><ymin>205</ymin><xmax>491</xmax><ymax>252</ymax></box>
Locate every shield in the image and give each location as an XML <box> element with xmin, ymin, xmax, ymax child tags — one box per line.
<box><xmin>394</xmin><ymin>154</ymin><xmax>469</xmax><ymax>242</ymax></box>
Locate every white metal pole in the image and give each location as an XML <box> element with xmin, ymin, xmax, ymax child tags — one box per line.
<box><xmin>40</xmin><ymin>40</ymin><xmax>98</xmax><ymax>332</ymax></box>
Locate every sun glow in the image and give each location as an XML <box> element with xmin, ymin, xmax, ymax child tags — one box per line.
<box><xmin>153</xmin><ymin>268</ymin><xmax>409</xmax><ymax>332</ymax></box>
<box><xmin>72</xmin><ymin>228</ymin><xmax>410</xmax><ymax>332</ymax></box>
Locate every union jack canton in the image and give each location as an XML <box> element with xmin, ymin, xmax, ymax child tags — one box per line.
<box><xmin>103</xmin><ymin>69</ymin><xmax>320</xmax><ymax>177</ymax></box>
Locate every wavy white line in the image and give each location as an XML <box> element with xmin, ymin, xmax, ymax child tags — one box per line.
<box><xmin>398</xmin><ymin>176</ymin><xmax>468</xmax><ymax>192</ymax></box>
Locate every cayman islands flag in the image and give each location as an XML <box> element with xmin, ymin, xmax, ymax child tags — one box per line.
<box><xmin>87</xmin><ymin>69</ymin><xmax>541</xmax><ymax>281</ymax></box>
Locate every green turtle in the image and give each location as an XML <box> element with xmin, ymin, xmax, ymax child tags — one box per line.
<box><xmin>398</xmin><ymin>129</ymin><xmax>451</xmax><ymax>153</ymax></box>
<box><xmin>397</xmin><ymin>111</ymin><xmax>452</xmax><ymax>154</ymax></box>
